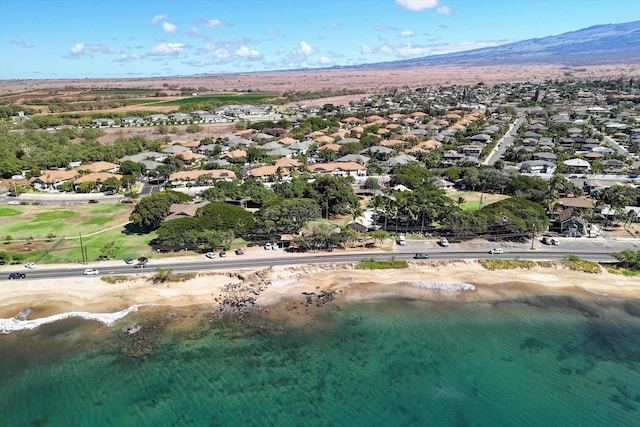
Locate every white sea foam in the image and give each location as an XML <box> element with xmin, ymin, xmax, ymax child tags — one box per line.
<box><xmin>408</xmin><ymin>281</ymin><xmax>475</xmax><ymax>292</ymax></box>
<box><xmin>0</xmin><ymin>305</ymin><xmax>142</xmax><ymax>334</ymax></box>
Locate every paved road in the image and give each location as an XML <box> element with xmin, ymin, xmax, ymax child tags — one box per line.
<box><xmin>483</xmin><ymin>113</ymin><xmax>526</xmax><ymax>165</ymax></box>
<box><xmin>4</xmin><ymin>238</ymin><xmax>637</xmax><ymax>281</ymax></box>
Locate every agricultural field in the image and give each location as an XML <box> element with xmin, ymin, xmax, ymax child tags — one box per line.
<box><xmin>152</xmin><ymin>93</ymin><xmax>278</xmax><ymax>106</ymax></box>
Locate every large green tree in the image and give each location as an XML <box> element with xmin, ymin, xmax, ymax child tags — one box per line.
<box><xmin>305</xmin><ymin>175</ymin><xmax>360</xmax><ymax>218</ymax></box>
<box><xmin>254</xmin><ymin>198</ymin><xmax>321</xmax><ymax>238</ymax></box>
<box><xmin>196</xmin><ymin>202</ymin><xmax>255</xmax><ymax>233</ymax></box>
<box><xmin>129</xmin><ymin>191</ymin><xmax>192</xmax><ymax>230</ymax></box>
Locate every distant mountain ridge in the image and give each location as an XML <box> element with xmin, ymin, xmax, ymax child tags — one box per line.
<box><xmin>359</xmin><ymin>20</ymin><xmax>640</xmax><ymax>69</ymax></box>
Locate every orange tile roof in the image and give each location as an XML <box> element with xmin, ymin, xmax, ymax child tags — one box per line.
<box><xmin>75</xmin><ymin>161</ymin><xmax>119</xmax><ymax>172</ymax></box>
<box><xmin>318</xmin><ymin>143</ymin><xmax>341</xmax><ymax>152</ymax></box>
<box><xmin>169</xmin><ymin>170</ymin><xmax>236</xmax><ymax>180</ymax></box>
<box><xmin>174</xmin><ymin>152</ymin><xmax>206</xmax><ymax>161</ymax></box>
<box><xmin>74</xmin><ymin>172</ymin><xmax>122</xmax><ymax>183</ymax></box>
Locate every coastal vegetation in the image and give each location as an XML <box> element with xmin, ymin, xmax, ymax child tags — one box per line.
<box><xmin>479</xmin><ymin>258</ymin><xmax>601</xmax><ymax>273</ymax></box>
<box><xmin>357</xmin><ymin>257</ymin><xmax>408</xmax><ymax>269</ymax></box>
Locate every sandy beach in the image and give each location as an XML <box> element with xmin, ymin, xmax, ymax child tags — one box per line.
<box><xmin>1</xmin><ymin>260</ymin><xmax>639</xmax><ymax>328</ymax></box>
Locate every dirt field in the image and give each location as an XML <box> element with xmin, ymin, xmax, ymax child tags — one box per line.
<box><xmin>3</xmin><ymin>63</ymin><xmax>639</xmax><ymax>96</ymax></box>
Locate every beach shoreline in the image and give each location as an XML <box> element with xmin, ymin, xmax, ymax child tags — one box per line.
<box><xmin>1</xmin><ymin>260</ymin><xmax>639</xmax><ymax>333</ymax></box>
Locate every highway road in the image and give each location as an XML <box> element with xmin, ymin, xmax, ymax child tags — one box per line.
<box><xmin>4</xmin><ymin>239</ymin><xmax>637</xmax><ymax>281</ymax></box>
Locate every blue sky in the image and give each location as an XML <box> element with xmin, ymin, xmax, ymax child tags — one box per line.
<box><xmin>1</xmin><ymin>0</ymin><xmax>639</xmax><ymax>80</ymax></box>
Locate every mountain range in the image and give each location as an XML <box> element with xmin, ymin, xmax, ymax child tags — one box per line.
<box><xmin>360</xmin><ymin>20</ymin><xmax>640</xmax><ymax>69</ymax></box>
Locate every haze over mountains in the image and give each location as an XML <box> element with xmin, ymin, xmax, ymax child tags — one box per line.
<box><xmin>361</xmin><ymin>20</ymin><xmax>640</xmax><ymax>69</ymax></box>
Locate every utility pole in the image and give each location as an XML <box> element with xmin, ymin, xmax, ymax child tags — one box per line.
<box><xmin>79</xmin><ymin>232</ymin><xmax>86</xmax><ymax>264</ymax></box>
<box><xmin>530</xmin><ymin>224</ymin><xmax>536</xmax><ymax>250</ymax></box>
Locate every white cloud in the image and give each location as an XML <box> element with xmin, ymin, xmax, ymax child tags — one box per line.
<box><xmin>151</xmin><ymin>14</ymin><xmax>167</xmax><ymax>24</ymax></box>
<box><xmin>11</xmin><ymin>36</ymin><xmax>33</xmax><ymax>48</ymax></box>
<box><xmin>150</xmin><ymin>42</ymin><xmax>184</xmax><ymax>55</ymax></box>
<box><xmin>205</xmin><ymin>19</ymin><xmax>227</xmax><ymax>27</ymax></box>
<box><xmin>319</xmin><ymin>56</ymin><xmax>331</xmax><ymax>64</ymax></box>
<box><xmin>437</xmin><ymin>6</ymin><xmax>454</xmax><ymax>15</ymax></box>
<box><xmin>400</xmin><ymin>30</ymin><xmax>416</xmax><ymax>37</ymax></box>
<box><xmin>70</xmin><ymin>43</ymin><xmax>85</xmax><ymax>55</ymax></box>
<box><xmin>396</xmin><ymin>0</ymin><xmax>440</xmax><ymax>11</ymax></box>
<box><xmin>214</xmin><ymin>49</ymin><xmax>230</xmax><ymax>59</ymax></box>
<box><xmin>90</xmin><ymin>43</ymin><xmax>120</xmax><ymax>54</ymax></box>
<box><xmin>360</xmin><ymin>44</ymin><xmax>372</xmax><ymax>54</ymax></box>
<box><xmin>114</xmin><ymin>53</ymin><xmax>141</xmax><ymax>62</ymax></box>
<box><xmin>186</xmin><ymin>26</ymin><xmax>201</xmax><ymax>37</ymax></box>
<box><xmin>266</xmin><ymin>28</ymin><xmax>281</xmax><ymax>35</ymax></box>
<box><xmin>162</xmin><ymin>22</ymin><xmax>178</xmax><ymax>33</ymax></box>
<box><xmin>235</xmin><ymin>45</ymin><xmax>260</xmax><ymax>57</ymax></box>
<box><xmin>299</xmin><ymin>41</ymin><xmax>313</xmax><ymax>55</ymax></box>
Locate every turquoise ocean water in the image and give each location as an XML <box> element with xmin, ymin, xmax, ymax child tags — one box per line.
<box><xmin>1</xmin><ymin>294</ymin><xmax>640</xmax><ymax>427</ymax></box>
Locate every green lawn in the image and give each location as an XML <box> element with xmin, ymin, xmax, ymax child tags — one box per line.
<box><xmin>42</xmin><ymin>228</ymin><xmax>157</xmax><ymax>264</ymax></box>
<box><xmin>0</xmin><ymin>204</ymin><xmax>132</xmax><ymax>241</ymax></box>
<box><xmin>0</xmin><ymin>207</ymin><xmax>21</xmax><ymax>216</ymax></box>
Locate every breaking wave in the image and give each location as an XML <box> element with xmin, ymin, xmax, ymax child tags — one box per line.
<box><xmin>408</xmin><ymin>281</ymin><xmax>475</xmax><ymax>292</ymax></box>
<box><xmin>0</xmin><ymin>305</ymin><xmax>142</xmax><ymax>334</ymax></box>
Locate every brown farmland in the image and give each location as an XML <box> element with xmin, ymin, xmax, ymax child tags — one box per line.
<box><xmin>2</xmin><ymin>63</ymin><xmax>640</xmax><ymax>97</ymax></box>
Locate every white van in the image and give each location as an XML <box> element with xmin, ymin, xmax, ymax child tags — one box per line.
<box><xmin>397</xmin><ymin>235</ymin><xmax>406</xmax><ymax>246</ymax></box>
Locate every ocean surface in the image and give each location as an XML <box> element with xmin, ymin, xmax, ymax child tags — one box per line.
<box><xmin>1</xmin><ymin>293</ymin><xmax>640</xmax><ymax>427</ymax></box>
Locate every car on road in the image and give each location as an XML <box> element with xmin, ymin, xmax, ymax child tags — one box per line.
<box><xmin>205</xmin><ymin>252</ymin><xmax>216</xmax><ymax>259</ymax></box>
<box><xmin>88</xmin><ymin>199</ymin><xmax>99</xmax><ymax>204</ymax></box>
<box><xmin>25</xmin><ymin>263</ymin><xmax>37</xmax><ymax>269</ymax></box>
<box><xmin>8</xmin><ymin>272</ymin><xmax>26</xmax><ymax>279</ymax></box>
<box><xmin>133</xmin><ymin>263</ymin><xmax>145</xmax><ymax>268</ymax></box>
<box><xmin>488</xmin><ymin>248</ymin><xmax>504</xmax><ymax>255</ymax></box>
<box><xmin>439</xmin><ymin>237</ymin><xmax>449</xmax><ymax>247</ymax></box>
<box><xmin>83</xmin><ymin>268</ymin><xmax>99</xmax><ymax>275</ymax></box>
<box><xmin>413</xmin><ymin>253</ymin><xmax>429</xmax><ymax>259</ymax></box>
<box><xmin>60</xmin><ymin>201</ymin><xmax>70</xmax><ymax>205</ymax></box>
<box><xmin>235</xmin><ymin>248</ymin><xmax>244</xmax><ymax>255</ymax></box>
<box><xmin>219</xmin><ymin>251</ymin><xmax>227</xmax><ymax>257</ymax></box>
<box><xmin>7</xmin><ymin>200</ymin><xmax>20</xmax><ymax>205</ymax></box>
<box><xmin>124</xmin><ymin>257</ymin><xmax>134</xmax><ymax>264</ymax></box>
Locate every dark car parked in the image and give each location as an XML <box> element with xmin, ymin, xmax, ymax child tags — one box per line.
<box><xmin>413</xmin><ymin>253</ymin><xmax>429</xmax><ymax>259</ymax></box>
<box><xmin>8</xmin><ymin>272</ymin><xmax>26</xmax><ymax>279</ymax></box>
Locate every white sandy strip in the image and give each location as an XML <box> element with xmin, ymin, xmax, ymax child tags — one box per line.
<box><xmin>0</xmin><ymin>304</ymin><xmax>143</xmax><ymax>334</ymax></box>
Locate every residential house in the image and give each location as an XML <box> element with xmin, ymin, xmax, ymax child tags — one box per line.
<box><xmin>91</xmin><ymin>118</ymin><xmax>115</xmax><ymax>127</ymax></box>
<box><xmin>165</xmin><ymin>200</ymin><xmax>210</xmax><ymax>221</ymax></box>
<box><xmin>31</xmin><ymin>170</ymin><xmax>79</xmax><ymax>191</ymax></box>
<box><xmin>75</xmin><ymin>161</ymin><xmax>119</xmax><ymax>173</ymax></box>
<box><xmin>246</xmin><ymin>165</ymin><xmax>290</xmax><ymax>182</ymax></box>
<box><xmin>173</xmin><ymin>152</ymin><xmax>206</xmax><ymax>165</ymax></box>
<box><xmin>74</xmin><ymin>172</ymin><xmax>123</xmax><ymax>191</ymax></box>
<box><xmin>308</xmin><ymin>162</ymin><xmax>367</xmax><ymax>177</ymax></box>
<box><xmin>462</xmin><ymin>143</ymin><xmax>487</xmax><ymax>157</ymax></box>
<box><xmin>336</xmin><ymin>154</ymin><xmax>370</xmax><ymax>164</ymax></box>
<box><xmin>121</xmin><ymin>116</ymin><xmax>144</xmax><ymax>126</ymax></box>
<box><xmin>168</xmin><ymin>170</ymin><xmax>236</xmax><ymax>187</ymax></box>
<box><xmin>383</xmin><ymin>154</ymin><xmax>418</xmax><ymax>167</ymax></box>
<box><xmin>601</xmin><ymin>159</ymin><xmax>627</xmax><ymax>173</ymax></box>
<box><xmin>563</xmin><ymin>158</ymin><xmax>591</xmax><ymax>173</ymax></box>
<box><xmin>120</xmin><ymin>151</ymin><xmax>166</xmax><ymax>163</ymax></box>
<box><xmin>519</xmin><ymin>160</ymin><xmax>556</xmax><ymax>174</ymax></box>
